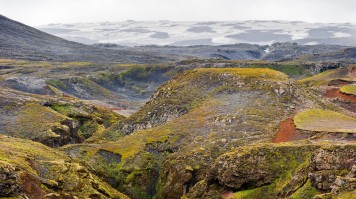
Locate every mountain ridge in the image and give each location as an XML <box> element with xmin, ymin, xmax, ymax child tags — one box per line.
<box><xmin>0</xmin><ymin>14</ymin><xmax>171</xmax><ymax>63</ymax></box>
<box><xmin>37</xmin><ymin>20</ymin><xmax>356</xmax><ymax>46</ymax></box>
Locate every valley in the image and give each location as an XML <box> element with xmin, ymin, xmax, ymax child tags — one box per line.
<box><xmin>0</xmin><ymin>14</ymin><xmax>355</xmax><ymax>199</ymax></box>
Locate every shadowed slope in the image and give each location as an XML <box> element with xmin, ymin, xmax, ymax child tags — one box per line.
<box><xmin>0</xmin><ymin>15</ymin><xmax>170</xmax><ymax>63</ymax></box>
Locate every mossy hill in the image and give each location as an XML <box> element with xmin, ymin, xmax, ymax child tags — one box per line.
<box><xmin>0</xmin><ymin>134</ymin><xmax>129</xmax><ymax>198</ymax></box>
<box><xmin>185</xmin><ymin>141</ymin><xmax>356</xmax><ymax>199</ymax></box>
<box><xmin>298</xmin><ymin>64</ymin><xmax>356</xmax><ymax>113</ymax></box>
<box><xmin>62</xmin><ymin>68</ymin><xmax>352</xmax><ymax>199</ymax></box>
<box><xmin>0</xmin><ymin>87</ymin><xmax>123</xmax><ymax>147</ymax></box>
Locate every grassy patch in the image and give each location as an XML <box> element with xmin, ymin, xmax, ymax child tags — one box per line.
<box><xmin>249</xmin><ymin>64</ymin><xmax>308</xmax><ymax>78</ymax></box>
<box><xmin>12</xmin><ymin>103</ymin><xmax>66</xmax><ymax>140</ymax></box>
<box><xmin>289</xmin><ymin>180</ymin><xmax>319</xmax><ymax>199</ymax></box>
<box><xmin>294</xmin><ymin>109</ymin><xmax>356</xmax><ymax>133</ymax></box>
<box><xmin>47</xmin><ymin>79</ymin><xmax>68</xmax><ymax>90</ymax></box>
<box><xmin>50</xmin><ymin>104</ymin><xmax>77</xmax><ymax>116</ymax></box>
<box><xmin>192</xmin><ymin>68</ymin><xmax>289</xmax><ymax>82</ymax></box>
<box><xmin>340</xmin><ymin>85</ymin><xmax>356</xmax><ymax>95</ymax></box>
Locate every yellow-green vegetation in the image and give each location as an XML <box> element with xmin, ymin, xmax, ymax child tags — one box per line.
<box><xmin>298</xmin><ymin>65</ymin><xmax>355</xmax><ymax>86</ymax></box>
<box><xmin>0</xmin><ymin>135</ymin><xmax>129</xmax><ymax>198</ymax></box>
<box><xmin>187</xmin><ymin>142</ymin><xmax>356</xmax><ymax>199</ymax></box>
<box><xmin>298</xmin><ymin>69</ymin><xmax>336</xmax><ymax>86</ymax></box>
<box><xmin>190</xmin><ymin>68</ymin><xmax>289</xmax><ymax>82</ymax></box>
<box><xmin>294</xmin><ymin>109</ymin><xmax>356</xmax><ymax>133</ymax></box>
<box><xmin>49</xmin><ymin>101</ymin><xmax>124</xmax><ymax>139</ymax></box>
<box><xmin>289</xmin><ymin>180</ymin><xmax>319</xmax><ymax>199</ymax></box>
<box><xmin>340</xmin><ymin>85</ymin><xmax>356</xmax><ymax>95</ymax></box>
<box><xmin>336</xmin><ymin>190</ymin><xmax>356</xmax><ymax>199</ymax></box>
<box><xmin>10</xmin><ymin>103</ymin><xmax>67</xmax><ymax>140</ymax></box>
<box><xmin>76</xmin><ymin>68</ymin><xmax>321</xmax><ymax>198</ymax></box>
<box><xmin>57</xmin><ymin>61</ymin><xmax>94</xmax><ymax>68</ymax></box>
<box><xmin>47</xmin><ymin>84</ymin><xmax>63</xmax><ymax>97</ymax></box>
<box><xmin>248</xmin><ymin>64</ymin><xmax>308</xmax><ymax>78</ymax></box>
<box><xmin>76</xmin><ymin>98</ymin><xmax>216</xmax><ymax>160</ymax></box>
<box><xmin>116</xmin><ymin>67</ymin><xmax>290</xmax><ymax>137</ymax></box>
<box><xmin>66</xmin><ymin>67</ymin><xmax>344</xmax><ymax>199</ymax></box>
<box><xmin>0</xmin><ymin>86</ymin><xmax>124</xmax><ymax>147</ymax></box>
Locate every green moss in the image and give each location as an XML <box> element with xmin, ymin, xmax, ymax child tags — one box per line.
<box><xmin>0</xmin><ymin>135</ymin><xmax>129</xmax><ymax>198</ymax></box>
<box><xmin>298</xmin><ymin>69</ymin><xmax>336</xmax><ymax>86</ymax></box>
<box><xmin>298</xmin><ymin>65</ymin><xmax>355</xmax><ymax>87</ymax></box>
<box><xmin>340</xmin><ymin>85</ymin><xmax>356</xmax><ymax>95</ymax></box>
<box><xmin>79</xmin><ymin>120</ymin><xmax>99</xmax><ymax>139</ymax></box>
<box><xmin>290</xmin><ymin>180</ymin><xmax>319</xmax><ymax>199</ymax></box>
<box><xmin>131</xmin><ymin>85</ymin><xmax>147</xmax><ymax>94</ymax></box>
<box><xmin>294</xmin><ymin>109</ymin><xmax>356</xmax><ymax>133</ymax></box>
<box><xmin>50</xmin><ymin>104</ymin><xmax>76</xmax><ymax>116</ymax></box>
<box><xmin>249</xmin><ymin>64</ymin><xmax>308</xmax><ymax>78</ymax></box>
<box><xmin>125</xmin><ymin>170</ymin><xmax>143</xmax><ymax>184</ymax></box>
<box><xmin>191</xmin><ymin>68</ymin><xmax>289</xmax><ymax>81</ymax></box>
<box><xmin>47</xmin><ymin>84</ymin><xmax>63</xmax><ymax>97</ymax></box>
<box><xmin>11</xmin><ymin>103</ymin><xmax>66</xmax><ymax>140</ymax></box>
<box><xmin>336</xmin><ymin>190</ymin><xmax>356</xmax><ymax>199</ymax></box>
<box><xmin>47</xmin><ymin>79</ymin><xmax>68</xmax><ymax>89</ymax></box>
<box><xmin>118</xmin><ymin>67</ymin><xmax>150</xmax><ymax>83</ymax></box>
<box><xmin>233</xmin><ymin>185</ymin><xmax>273</xmax><ymax>199</ymax></box>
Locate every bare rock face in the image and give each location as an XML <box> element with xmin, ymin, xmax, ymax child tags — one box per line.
<box><xmin>0</xmin><ymin>161</ymin><xmax>21</xmax><ymax>197</ymax></box>
<box><xmin>308</xmin><ymin>148</ymin><xmax>355</xmax><ymax>191</ymax></box>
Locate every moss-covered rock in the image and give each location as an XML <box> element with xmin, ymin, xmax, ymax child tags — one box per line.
<box><xmin>63</xmin><ymin>68</ymin><xmax>346</xmax><ymax>199</ymax></box>
<box><xmin>0</xmin><ymin>87</ymin><xmax>124</xmax><ymax>147</ymax></box>
<box><xmin>0</xmin><ymin>135</ymin><xmax>130</xmax><ymax>199</ymax></box>
<box><xmin>186</xmin><ymin>142</ymin><xmax>355</xmax><ymax>199</ymax></box>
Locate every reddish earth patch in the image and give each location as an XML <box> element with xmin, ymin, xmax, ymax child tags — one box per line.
<box><xmin>273</xmin><ymin>118</ymin><xmax>306</xmax><ymax>143</ymax></box>
<box><xmin>20</xmin><ymin>172</ymin><xmax>46</xmax><ymax>199</ymax></box>
<box><xmin>221</xmin><ymin>190</ymin><xmax>234</xmax><ymax>199</ymax></box>
<box><xmin>325</xmin><ymin>88</ymin><xmax>356</xmax><ymax>103</ymax></box>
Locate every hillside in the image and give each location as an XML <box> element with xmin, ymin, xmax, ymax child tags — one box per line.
<box><xmin>0</xmin><ymin>134</ymin><xmax>129</xmax><ymax>198</ymax></box>
<box><xmin>61</xmin><ymin>68</ymin><xmax>355</xmax><ymax>199</ymax></box>
<box><xmin>0</xmin><ymin>59</ymin><xmax>184</xmax><ymax>115</ymax></box>
<box><xmin>0</xmin><ymin>14</ymin><xmax>355</xmax><ymax>199</ymax></box>
<box><xmin>0</xmin><ymin>15</ymin><xmax>170</xmax><ymax>63</ymax></box>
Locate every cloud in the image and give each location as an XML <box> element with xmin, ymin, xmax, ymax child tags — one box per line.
<box><xmin>0</xmin><ymin>0</ymin><xmax>355</xmax><ymax>26</ymax></box>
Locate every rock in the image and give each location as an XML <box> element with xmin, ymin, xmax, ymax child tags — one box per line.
<box><xmin>0</xmin><ymin>161</ymin><xmax>21</xmax><ymax>197</ymax></box>
<box><xmin>187</xmin><ymin>143</ymin><xmax>356</xmax><ymax>199</ymax></box>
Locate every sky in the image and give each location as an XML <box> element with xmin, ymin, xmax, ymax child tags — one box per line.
<box><xmin>0</xmin><ymin>0</ymin><xmax>355</xmax><ymax>26</ymax></box>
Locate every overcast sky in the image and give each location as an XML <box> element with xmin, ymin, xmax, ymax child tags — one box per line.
<box><xmin>0</xmin><ymin>0</ymin><xmax>355</xmax><ymax>26</ymax></box>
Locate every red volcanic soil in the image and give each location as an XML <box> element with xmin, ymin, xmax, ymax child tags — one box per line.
<box><xmin>221</xmin><ymin>190</ymin><xmax>234</xmax><ymax>199</ymax></box>
<box><xmin>273</xmin><ymin>118</ymin><xmax>306</xmax><ymax>143</ymax></box>
<box><xmin>326</xmin><ymin>88</ymin><xmax>356</xmax><ymax>102</ymax></box>
<box><xmin>20</xmin><ymin>172</ymin><xmax>46</xmax><ymax>199</ymax></box>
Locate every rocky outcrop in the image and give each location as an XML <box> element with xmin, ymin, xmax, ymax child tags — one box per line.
<box><xmin>308</xmin><ymin>148</ymin><xmax>355</xmax><ymax>191</ymax></box>
<box><xmin>186</xmin><ymin>142</ymin><xmax>356</xmax><ymax>199</ymax></box>
<box><xmin>0</xmin><ymin>88</ymin><xmax>124</xmax><ymax>148</ymax></box>
<box><xmin>0</xmin><ymin>161</ymin><xmax>21</xmax><ymax>197</ymax></box>
<box><xmin>0</xmin><ymin>135</ymin><xmax>130</xmax><ymax>199</ymax></box>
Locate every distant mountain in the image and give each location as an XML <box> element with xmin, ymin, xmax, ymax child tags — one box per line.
<box><xmin>38</xmin><ymin>20</ymin><xmax>356</xmax><ymax>46</ymax></box>
<box><xmin>0</xmin><ymin>15</ymin><xmax>170</xmax><ymax>63</ymax></box>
